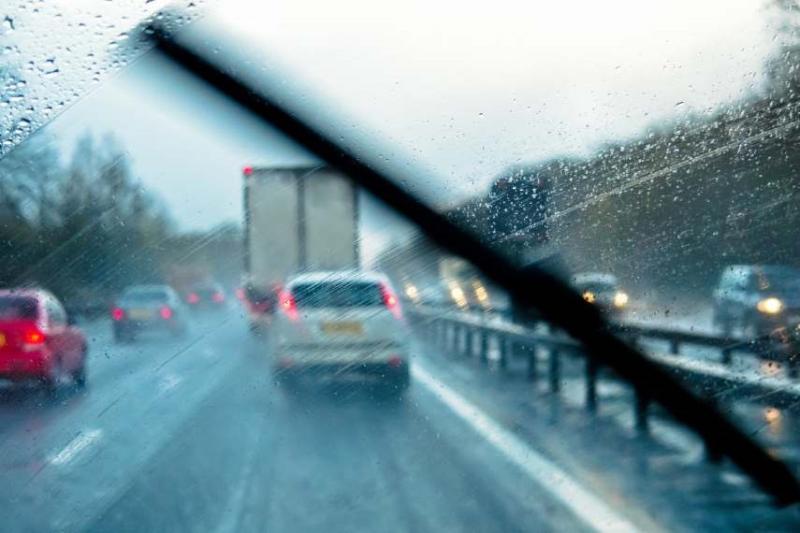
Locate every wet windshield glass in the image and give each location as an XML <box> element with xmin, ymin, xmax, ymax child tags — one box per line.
<box><xmin>1</xmin><ymin>1</ymin><xmax>800</xmax><ymax>532</ymax></box>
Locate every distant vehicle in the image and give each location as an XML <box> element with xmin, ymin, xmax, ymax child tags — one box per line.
<box><xmin>243</xmin><ymin>166</ymin><xmax>360</xmax><ymax>334</ymax></box>
<box><xmin>713</xmin><ymin>265</ymin><xmax>800</xmax><ymax>341</ymax></box>
<box><xmin>270</xmin><ymin>271</ymin><xmax>410</xmax><ymax>395</ymax></box>
<box><xmin>572</xmin><ymin>273</ymin><xmax>629</xmax><ymax>319</ymax></box>
<box><xmin>111</xmin><ymin>285</ymin><xmax>189</xmax><ymax>343</ymax></box>
<box><xmin>184</xmin><ymin>282</ymin><xmax>227</xmax><ymax>310</ymax></box>
<box><xmin>0</xmin><ymin>289</ymin><xmax>87</xmax><ymax>390</ymax></box>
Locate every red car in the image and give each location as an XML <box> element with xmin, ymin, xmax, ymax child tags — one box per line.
<box><xmin>0</xmin><ymin>289</ymin><xmax>87</xmax><ymax>390</ymax></box>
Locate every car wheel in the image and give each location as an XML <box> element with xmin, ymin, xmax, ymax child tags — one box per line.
<box><xmin>73</xmin><ymin>356</ymin><xmax>87</xmax><ymax>388</ymax></box>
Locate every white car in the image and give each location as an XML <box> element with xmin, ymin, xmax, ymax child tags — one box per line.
<box><xmin>270</xmin><ymin>271</ymin><xmax>411</xmax><ymax>394</ymax></box>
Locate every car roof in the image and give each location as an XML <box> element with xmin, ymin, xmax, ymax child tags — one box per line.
<box><xmin>0</xmin><ymin>288</ymin><xmax>45</xmax><ymax>300</ymax></box>
<box><xmin>123</xmin><ymin>284</ymin><xmax>173</xmax><ymax>294</ymax></box>
<box><xmin>572</xmin><ymin>272</ymin><xmax>618</xmax><ymax>286</ymax></box>
<box><xmin>287</xmin><ymin>270</ymin><xmax>388</xmax><ymax>286</ymax></box>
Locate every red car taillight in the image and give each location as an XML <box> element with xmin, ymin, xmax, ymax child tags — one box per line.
<box><xmin>23</xmin><ymin>327</ymin><xmax>45</xmax><ymax>345</ymax></box>
<box><xmin>278</xmin><ymin>289</ymin><xmax>298</xmax><ymax>321</ymax></box>
<box><xmin>187</xmin><ymin>292</ymin><xmax>200</xmax><ymax>304</ymax></box>
<box><xmin>112</xmin><ymin>307</ymin><xmax>125</xmax><ymax>321</ymax></box>
<box><xmin>160</xmin><ymin>306</ymin><xmax>173</xmax><ymax>320</ymax></box>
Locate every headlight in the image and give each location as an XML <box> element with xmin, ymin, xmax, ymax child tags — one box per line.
<box><xmin>757</xmin><ymin>297</ymin><xmax>784</xmax><ymax>315</ymax></box>
<box><xmin>582</xmin><ymin>291</ymin><xmax>595</xmax><ymax>303</ymax></box>
<box><xmin>613</xmin><ymin>291</ymin><xmax>629</xmax><ymax>308</ymax></box>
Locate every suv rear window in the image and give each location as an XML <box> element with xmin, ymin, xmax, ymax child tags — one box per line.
<box><xmin>0</xmin><ymin>297</ymin><xmax>38</xmax><ymax>320</ymax></box>
<box><xmin>291</xmin><ymin>281</ymin><xmax>383</xmax><ymax>308</ymax></box>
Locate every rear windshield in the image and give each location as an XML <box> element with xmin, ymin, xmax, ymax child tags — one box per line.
<box><xmin>121</xmin><ymin>290</ymin><xmax>170</xmax><ymax>304</ymax></box>
<box><xmin>0</xmin><ymin>297</ymin><xmax>38</xmax><ymax>320</ymax></box>
<box><xmin>292</xmin><ymin>282</ymin><xmax>384</xmax><ymax>308</ymax></box>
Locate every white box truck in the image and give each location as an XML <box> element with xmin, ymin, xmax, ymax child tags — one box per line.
<box><xmin>242</xmin><ymin>165</ymin><xmax>360</xmax><ymax>332</ymax></box>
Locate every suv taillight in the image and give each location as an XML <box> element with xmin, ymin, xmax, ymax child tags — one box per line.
<box><xmin>22</xmin><ymin>326</ymin><xmax>45</xmax><ymax>347</ymax></box>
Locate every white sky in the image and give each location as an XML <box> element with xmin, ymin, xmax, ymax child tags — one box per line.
<box><xmin>1</xmin><ymin>0</ymin><xmax>782</xmax><ymax>259</ymax></box>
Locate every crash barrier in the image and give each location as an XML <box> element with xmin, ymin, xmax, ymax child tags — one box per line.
<box><xmin>407</xmin><ymin>306</ymin><xmax>800</xmax><ymax>461</ymax></box>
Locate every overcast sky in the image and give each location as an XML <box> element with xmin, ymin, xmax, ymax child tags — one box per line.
<box><xmin>1</xmin><ymin>0</ymin><xmax>782</xmax><ymax>259</ymax></box>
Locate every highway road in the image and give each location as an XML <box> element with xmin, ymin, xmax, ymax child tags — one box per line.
<box><xmin>0</xmin><ymin>307</ymin><xmax>799</xmax><ymax>532</ymax></box>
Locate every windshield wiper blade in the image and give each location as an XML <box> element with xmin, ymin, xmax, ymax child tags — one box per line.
<box><xmin>149</xmin><ymin>26</ymin><xmax>800</xmax><ymax>506</ymax></box>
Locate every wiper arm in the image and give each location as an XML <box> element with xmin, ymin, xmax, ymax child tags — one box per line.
<box><xmin>149</xmin><ymin>26</ymin><xmax>800</xmax><ymax>505</ymax></box>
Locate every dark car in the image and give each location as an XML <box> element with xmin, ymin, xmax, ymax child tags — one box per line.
<box><xmin>0</xmin><ymin>289</ymin><xmax>87</xmax><ymax>390</ymax></box>
<box><xmin>713</xmin><ymin>265</ymin><xmax>800</xmax><ymax>341</ymax></box>
<box><xmin>572</xmin><ymin>273</ymin><xmax>630</xmax><ymax>319</ymax></box>
<box><xmin>184</xmin><ymin>282</ymin><xmax>227</xmax><ymax>311</ymax></box>
<box><xmin>112</xmin><ymin>285</ymin><xmax>189</xmax><ymax>343</ymax></box>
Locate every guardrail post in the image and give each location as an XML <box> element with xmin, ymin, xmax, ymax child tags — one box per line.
<box><xmin>478</xmin><ymin>330</ymin><xmax>488</xmax><ymax>365</ymax></box>
<box><xmin>464</xmin><ymin>326</ymin><xmax>473</xmax><ymax>358</ymax></box>
<box><xmin>499</xmin><ymin>337</ymin><xmax>509</xmax><ymax>370</ymax></box>
<box><xmin>669</xmin><ymin>339</ymin><xmax>680</xmax><ymax>355</ymax></box>
<box><xmin>548</xmin><ymin>348</ymin><xmax>560</xmax><ymax>393</ymax></box>
<box><xmin>634</xmin><ymin>388</ymin><xmax>650</xmax><ymax>435</ymax></box>
<box><xmin>586</xmin><ymin>358</ymin><xmax>598</xmax><ymax>413</ymax></box>
<box><xmin>525</xmin><ymin>344</ymin><xmax>537</xmax><ymax>382</ymax></box>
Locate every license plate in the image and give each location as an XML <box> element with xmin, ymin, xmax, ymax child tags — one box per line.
<box><xmin>321</xmin><ymin>321</ymin><xmax>363</xmax><ymax>335</ymax></box>
<box><xmin>129</xmin><ymin>309</ymin><xmax>152</xmax><ymax>320</ymax></box>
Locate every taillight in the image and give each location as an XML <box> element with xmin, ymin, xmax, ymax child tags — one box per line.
<box><xmin>160</xmin><ymin>306</ymin><xmax>173</xmax><ymax>320</ymax></box>
<box><xmin>235</xmin><ymin>288</ymin><xmax>245</xmax><ymax>300</ymax></box>
<box><xmin>212</xmin><ymin>291</ymin><xmax>225</xmax><ymax>303</ymax></box>
<box><xmin>388</xmin><ymin>355</ymin><xmax>404</xmax><ymax>368</ymax></box>
<box><xmin>23</xmin><ymin>327</ymin><xmax>45</xmax><ymax>346</ymax></box>
<box><xmin>381</xmin><ymin>283</ymin><xmax>402</xmax><ymax>319</ymax></box>
<box><xmin>278</xmin><ymin>289</ymin><xmax>298</xmax><ymax>321</ymax></box>
<box><xmin>112</xmin><ymin>307</ymin><xmax>125</xmax><ymax>321</ymax></box>
<box><xmin>187</xmin><ymin>292</ymin><xmax>200</xmax><ymax>304</ymax></box>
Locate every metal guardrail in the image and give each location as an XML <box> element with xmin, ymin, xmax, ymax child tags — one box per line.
<box><xmin>407</xmin><ymin>306</ymin><xmax>800</xmax><ymax>460</ymax></box>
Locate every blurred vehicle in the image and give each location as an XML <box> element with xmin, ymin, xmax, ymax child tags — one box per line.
<box><xmin>111</xmin><ymin>285</ymin><xmax>189</xmax><ymax>343</ymax></box>
<box><xmin>270</xmin><ymin>271</ymin><xmax>410</xmax><ymax>395</ymax></box>
<box><xmin>713</xmin><ymin>265</ymin><xmax>800</xmax><ymax>344</ymax></box>
<box><xmin>572</xmin><ymin>273</ymin><xmax>630</xmax><ymax>319</ymax></box>
<box><xmin>0</xmin><ymin>289</ymin><xmax>87</xmax><ymax>390</ymax></box>
<box><xmin>243</xmin><ymin>166</ymin><xmax>359</xmax><ymax>334</ymax></box>
<box><xmin>184</xmin><ymin>282</ymin><xmax>227</xmax><ymax>311</ymax></box>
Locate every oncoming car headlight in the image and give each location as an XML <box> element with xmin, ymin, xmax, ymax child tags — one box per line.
<box><xmin>613</xmin><ymin>291</ymin><xmax>629</xmax><ymax>308</ymax></box>
<box><xmin>757</xmin><ymin>297</ymin><xmax>784</xmax><ymax>315</ymax></box>
<box><xmin>582</xmin><ymin>291</ymin><xmax>595</xmax><ymax>303</ymax></box>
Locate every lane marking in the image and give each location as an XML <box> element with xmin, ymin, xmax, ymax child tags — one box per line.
<box><xmin>49</xmin><ymin>429</ymin><xmax>103</xmax><ymax>466</ymax></box>
<box><xmin>412</xmin><ymin>363</ymin><xmax>640</xmax><ymax>533</ymax></box>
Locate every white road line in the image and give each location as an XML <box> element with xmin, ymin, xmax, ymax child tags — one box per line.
<box><xmin>412</xmin><ymin>363</ymin><xmax>640</xmax><ymax>533</ymax></box>
<box><xmin>49</xmin><ymin>429</ymin><xmax>103</xmax><ymax>466</ymax></box>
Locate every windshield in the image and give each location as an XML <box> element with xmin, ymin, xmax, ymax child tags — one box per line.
<box><xmin>1</xmin><ymin>1</ymin><xmax>800</xmax><ymax>532</ymax></box>
<box><xmin>0</xmin><ymin>296</ymin><xmax>38</xmax><ymax>321</ymax></box>
<box><xmin>755</xmin><ymin>268</ymin><xmax>800</xmax><ymax>293</ymax></box>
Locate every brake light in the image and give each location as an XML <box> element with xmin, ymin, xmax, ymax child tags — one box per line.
<box><xmin>23</xmin><ymin>327</ymin><xmax>45</xmax><ymax>345</ymax></box>
<box><xmin>381</xmin><ymin>283</ymin><xmax>402</xmax><ymax>319</ymax></box>
<box><xmin>212</xmin><ymin>291</ymin><xmax>225</xmax><ymax>303</ymax></box>
<box><xmin>243</xmin><ymin>166</ymin><xmax>254</xmax><ymax>176</ymax></box>
<box><xmin>235</xmin><ymin>288</ymin><xmax>245</xmax><ymax>300</ymax></box>
<box><xmin>279</xmin><ymin>289</ymin><xmax>298</xmax><ymax>321</ymax></box>
<box><xmin>160</xmin><ymin>306</ymin><xmax>173</xmax><ymax>320</ymax></box>
<box><xmin>187</xmin><ymin>292</ymin><xmax>200</xmax><ymax>304</ymax></box>
<box><xmin>388</xmin><ymin>355</ymin><xmax>404</xmax><ymax>368</ymax></box>
<box><xmin>112</xmin><ymin>307</ymin><xmax>125</xmax><ymax>321</ymax></box>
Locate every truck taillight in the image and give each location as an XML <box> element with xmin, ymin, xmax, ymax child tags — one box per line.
<box><xmin>112</xmin><ymin>307</ymin><xmax>125</xmax><ymax>321</ymax></box>
<box><xmin>278</xmin><ymin>290</ymin><xmax>298</xmax><ymax>321</ymax></box>
<box><xmin>381</xmin><ymin>283</ymin><xmax>402</xmax><ymax>319</ymax></box>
